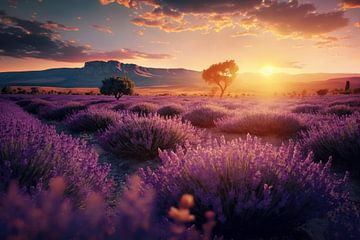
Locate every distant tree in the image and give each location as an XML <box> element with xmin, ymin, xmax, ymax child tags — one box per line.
<box><xmin>353</xmin><ymin>88</ymin><xmax>360</xmax><ymax>94</ymax></box>
<box><xmin>316</xmin><ymin>89</ymin><xmax>329</xmax><ymax>96</ymax></box>
<box><xmin>301</xmin><ymin>89</ymin><xmax>307</xmax><ymax>97</ymax></box>
<box><xmin>100</xmin><ymin>76</ymin><xmax>135</xmax><ymax>99</ymax></box>
<box><xmin>30</xmin><ymin>87</ymin><xmax>40</xmax><ymax>95</ymax></box>
<box><xmin>1</xmin><ymin>85</ymin><xmax>11</xmax><ymax>94</ymax></box>
<box><xmin>16</xmin><ymin>87</ymin><xmax>26</xmax><ymax>94</ymax></box>
<box><xmin>345</xmin><ymin>81</ymin><xmax>351</xmax><ymax>94</ymax></box>
<box><xmin>202</xmin><ymin>60</ymin><xmax>239</xmax><ymax>97</ymax></box>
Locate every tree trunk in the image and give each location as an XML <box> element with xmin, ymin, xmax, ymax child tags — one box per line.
<box><xmin>115</xmin><ymin>92</ymin><xmax>123</xmax><ymax>99</ymax></box>
<box><xmin>220</xmin><ymin>89</ymin><xmax>224</xmax><ymax>97</ymax></box>
<box><xmin>217</xmin><ymin>84</ymin><xmax>225</xmax><ymax>98</ymax></box>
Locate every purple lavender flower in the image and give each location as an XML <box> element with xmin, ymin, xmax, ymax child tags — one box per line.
<box><xmin>324</xmin><ymin>104</ymin><xmax>356</xmax><ymax>116</ymax></box>
<box><xmin>129</xmin><ymin>102</ymin><xmax>158</xmax><ymax>116</ymax></box>
<box><xmin>42</xmin><ymin>102</ymin><xmax>87</xmax><ymax>121</ymax></box>
<box><xmin>300</xmin><ymin>113</ymin><xmax>360</xmax><ymax>175</ymax></box>
<box><xmin>183</xmin><ymin>104</ymin><xmax>229</xmax><ymax>128</ymax></box>
<box><xmin>216</xmin><ymin>112</ymin><xmax>305</xmax><ymax>138</ymax></box>
<box><xmin>99</xmin><ymin>113</ymin><xmax>201</xmax><ymax>160</ymax></box>
<box><xmin>64</xmin><ymin>108</ymin><xmax>122</xmax><ymax>133</ymax></box>
<box><xmin>157</xmin><ymin>104</ymin><xmax>185</xmax><ymax>117</ymax></box>
<box><xmin>291</xmin><ymin>104</ymin><xmax>321</xmax><ymax>114</ymax></box>
<box><xmin>139</xmin><ymin>135</ymin><xmax>349</xmax><ymax>239</ymax></box>
<box><xmin>0</xmin><ymin>100</ymin><xmax>113</xmax><ymax>202</ymax></box>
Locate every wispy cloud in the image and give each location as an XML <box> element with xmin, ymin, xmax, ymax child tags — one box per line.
<box><xmin>92</xmin><ymin>24</ymin><xmax>113</xmax><ymax>34</ymax></box>
<box><xmin>42</xmin><ymin>21</ymin><xmax>79</xmax><ymax>31</ymax></box>
<box><xmin>341</xmin><ymin>0</ymin><xmax>360</xmax><ymax>9</ymax></box>
<box><xmin>314</xmin><ymin>36</ymin><xmax>339</xmax><ymax>48</ymax></box>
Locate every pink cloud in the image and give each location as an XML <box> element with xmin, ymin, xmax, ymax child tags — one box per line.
<box><xmin>92</xmin><ymin>24</ymin><xmax>113</xmax><ymax>34</ymax></box>
<box><xmin>342</xmin><ymin>0</ymin><xmax>360</xmax><ymax>9</ymax></box>
<box><xmin>100</xmin><ymin>0</ymin><xmax>349</xmax><ymax>41</ymax></box>
<box><xmin>42</xmin><ymin>21</ymin><xmax>79</xmax><ymax>31</ymax></box>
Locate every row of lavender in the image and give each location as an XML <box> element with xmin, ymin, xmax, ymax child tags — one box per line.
<box><xmin>1</xmin><ymin>94</ymin><xmax>360</xmax><ymax>239</ymax></box>
<box><xmin>0</xmin><ymin>99</ymin><xmax>214</xmax><ymax>239</ymax></box>
<box><xmin>11</xmin><ymin>94</ymin><xmax>360</xmax><ymax>172</ymax></box>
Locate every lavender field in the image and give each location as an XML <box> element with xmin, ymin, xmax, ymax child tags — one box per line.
<box><xmin>1</xmin><ymin>94</ymin><xmax>360</xmax><ymax>240</ymax></box>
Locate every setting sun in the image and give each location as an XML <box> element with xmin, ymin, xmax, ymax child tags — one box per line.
<box><xmin>260</xmin><ymin>66</ymin><xmax>275</xmax><ymax>76</ymax></box>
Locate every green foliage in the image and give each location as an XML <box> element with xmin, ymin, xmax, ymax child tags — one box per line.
<box><xmin>100</xmin><ymin>77</ymin><xmax>135</xmax><ymax>99</ymax></box>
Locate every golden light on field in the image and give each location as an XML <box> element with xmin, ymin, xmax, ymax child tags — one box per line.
<box><xmin>260</xmin><ymin>66</ymin><xmax>275</xmax><ymax>77</ymax></box>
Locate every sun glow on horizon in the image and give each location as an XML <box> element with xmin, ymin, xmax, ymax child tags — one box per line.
<box><xmin>260</xmin><ymin>66</ymin><xmax>275</xmax><ymax>76</ymax></box>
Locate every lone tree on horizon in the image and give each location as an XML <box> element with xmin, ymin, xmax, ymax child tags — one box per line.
<box><xmin>100</xmin><ymin>76</ymin><xmax>135</xmax><ymax>99</ymax></box>
<box><xmin>202</xmin><ymin>60</ymin><xmax>239</xmax><ymax>97</ymax></box>
<box><xmin>345</xmin><ymin>80</ymin><xmax>350</xmax><ymax>94</ymax></box>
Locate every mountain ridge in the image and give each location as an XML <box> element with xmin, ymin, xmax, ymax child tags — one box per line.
<box><xmin>1</xmin><ymin>60</ymin><xmax>360</xmax><ymax>91</ymax></box>
<box><xmin>0</xmin><ymin>60</ymin><xmax>202</xmax><ymax>88</ymax></box>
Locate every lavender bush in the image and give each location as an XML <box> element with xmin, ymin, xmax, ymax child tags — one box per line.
<box><xmin>0</xmin><ymin>101</ymin><xmax>113</xmax><ymax>201</ymax></box>
<box><xmin>216</xmin><ymin>112</ymin><xmax>305</xmax><ymax>138</ymax></box>
<box><xmin>16</xmin><ymin>98</ymin><xmax>35</xmax><ymax>107</ymax></box>
<box><xmin>22</xmin><ymin>98</ymin><xmax>53</xmax><ymax>114</ymax></box>
<box><xmin>329</xmin><ymin>99</ymin><xmax>360</xmax><ymax>107</ymax></box>
<box><xmin>87</xmin><ymin>99</ymin><xmax>114</xmax><ymax>105</ymax></box>
<box><xmin>324</xmin><ymin>104</ymin><xmax>355</xmax><ymax>116</ymax></box>
<box><xmin>139</xmin><ymin>136</ymin><xmax>349</xmax><ymax>239</ymax></box>
<box><xmin>291</xmin><ymin>104</ymin><xmax>321</xmax><ymax>114</ymax></box>
<box><xmin>183</xmin><ymin>104</ymin><xmax>229</xmax><ymax>128</ymax></box>
<box><xmin>43</xmin><ymin>102</ymin><xmax>87</xmax><ymax>121</ymax></box>
<box><xmin>129</xmin><ymin>102</ymin><xmax>158</xmax><ymax>116</ymax></box>
<box><xmin>300</xmin><ymin>114</ymin><xmax>360</xmax><ymax>174</ymax></box>
<box><xmin>113</xmin><ymin>102</ymin><xmax>132</xmax><ymax>111</ymax></box>
<box><xmin>65</xmin><ymin>109</ymin><xmax>121</xmax><ymax>133</ymax></box>
<box><xmin>100</xmin><ymin>114</ymin><xmax>201</xmax><ymax>159</ymax></box>
<box><xmin>157</xmin><ymin>104</ymin><xmax>184</xmax><ymax>117</ymax></box>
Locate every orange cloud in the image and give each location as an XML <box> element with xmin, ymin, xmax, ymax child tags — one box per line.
<box><xmin>248</xmin><ymin>1</ymin><xmax>348</xmax><ymax>38</ymax></box>
<box><xmin>231</xmin><ymin>30</ymin><xmax>258</xmax><ymax>38</ymax></box>
<box><xmin>92</xmin><ymin>24</ymin><xmax>113</xmax><ymax>34</ymax></box>
<box><xmin>102</xmin><ymin>0</ymin><xmax>260</xmax><ymax>32</ymax></box>
<box><xmin>99</xmin><ymin>0</ymin><xmax>155</xmax><ymax>8</ymax></box>
<box><xmin>131</xmin><ymin>17</ymin><xmax>208</xmax><ymax>32</ymax></box>
<box><xmin>355</xmin><ymin>21</ymin><xmax>360</xmax><ymax>28</ymax></box>
<box><xmin>341</xmin><ymin>0</ymin><xmax>360</xmax><ymax>9</ymax></box>
<box><xmin>314</xmin><ymin>36</ymin><xmax>339</xmax><ymax>48</ymax></box>
<box><xmin>42</xmin><ymin>21</ymin><xmax>79</xmax><ymax>31</ymax></box>
<box><xmin>101</xmin><ymin>0</ymin><xmax>348</xmax><ymax>40</ymax></box>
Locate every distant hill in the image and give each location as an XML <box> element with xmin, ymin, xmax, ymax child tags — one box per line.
<box><xmin>232</xmin><ymin>73</ymin><xmax>360</xmax><ymax>93</ymax></box>
<box><xmin>1</xmin><ymin>60</ymin><xmax>360</xmax><ymax>93</ymax></box>
<box><xmin>0</xmin><ymin>60</ymin><xmax>203</xmax><ymax>88</ymax></box>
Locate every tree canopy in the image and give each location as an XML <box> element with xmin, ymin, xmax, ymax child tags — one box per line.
<box><xmin>100</xmin><ymin>76</ymin><xmax>135</xmax><ymax>99</ymax></box>
<box><xmin>202</xmin><ymin>60</ymin><xmax>239</xmax><ymax>97</ymax></box>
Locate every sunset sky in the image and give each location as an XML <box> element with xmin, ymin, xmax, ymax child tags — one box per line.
<box><xmin>0</xmin><ymin>0</ymin><xmax>359</xmax><ymax>74</ymax></box>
